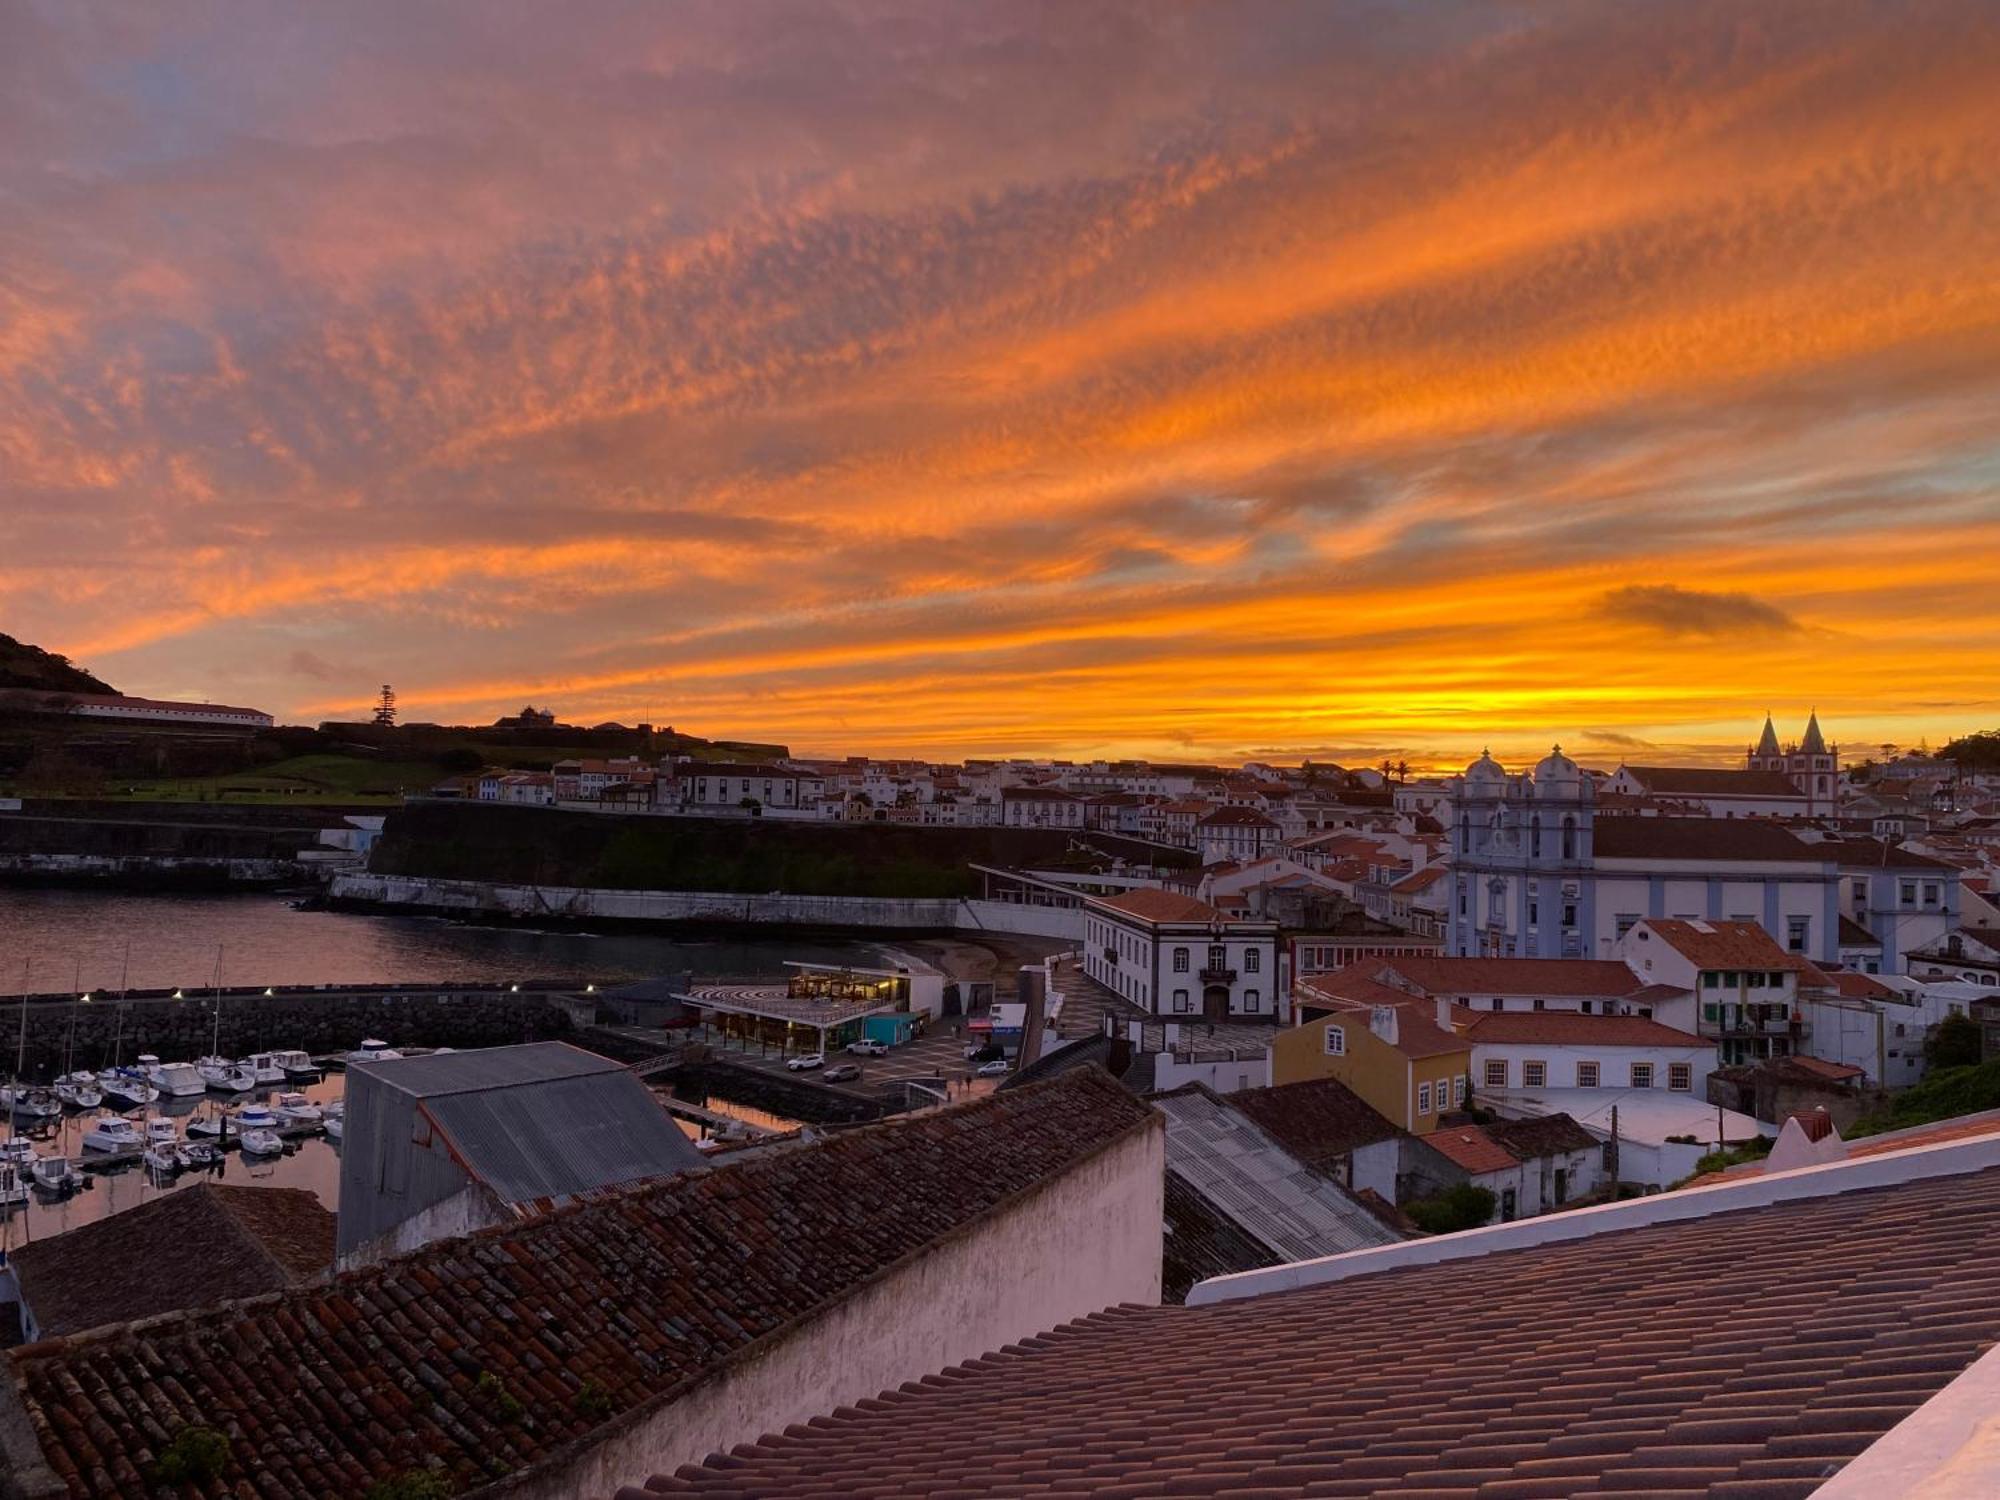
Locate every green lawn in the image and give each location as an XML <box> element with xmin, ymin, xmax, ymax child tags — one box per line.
<box><xmin>105</xmin><ymin>754</ymin><xmax>443</xmax><ymax>804</ymax></box>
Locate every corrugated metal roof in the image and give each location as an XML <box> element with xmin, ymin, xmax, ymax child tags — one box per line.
<box><xmin>352</xmin><ymin>1041</ymin><xmax>618</xmax><ymax>1097</ymax></box>
<box><xmin>421</xmin><ymin>1070</ymin><xmax>704</xmax><ymax>1205</ymax></box>
<box><xmin>1153</xmin><ymin>1088</ymin><xmax>1400</xmax><ymax>1261</ymax></box>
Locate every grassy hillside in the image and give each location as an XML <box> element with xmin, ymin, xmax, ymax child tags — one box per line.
<box><xmin>0</xmin><ymin>633</ymin><xmax>113</xmax><ymax>694</ymax></box>
<box><xmin>1848</xmin><ymin>1059</ymin><xmax>2000</xmax><ymax>1137</ymax></box>
<box><xmin>370</xmin><ymin>800</ymin><xmax>1190</xmax><ymax>897</ymax></box>
<box><xmin>104</xmin><ymin>753</ymin><xmax>443</xmax><ymax>804</ymax></box>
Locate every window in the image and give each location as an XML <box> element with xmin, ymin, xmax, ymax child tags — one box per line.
<box><xmin>1900</xmin><ymin>881</ymin><xmax>1917</xmax><ymax>905</ymax></box>
<box><xmin>1323</xmin><ymin>1024</ymin><xmax>1345</xmax><ymax>1055</ymax></box>
<box><xmin>1484</xmin><ymin>1059</ymin><xmax>1508</xmax><ymax>1088</ymax></box>
<box><xmin>1243</xmin><ymin>989</ymin><xmax>1260</xmax><ymax>1010</ymax></box>
<box><xmin>1528</xmin><ymin>900</ymin><xmax>1539</xmax><ymax>926</ymax></box>
<box><xmin>1851</xmin><ymin>879</ymin><xmax>1867</xmax><ymax>905</ymax></box>
<box><xmin>1563</xmin><ymin>903</ymin><xmax>1577</xmax><ymax>927</ymax></box>
<box><xmin>1523</xmin><ymin>1060</ymin><xmax>1547</xmax><ymax>1088</ymax></box>
<box><xmin>1458</xmin><ymin>882</ymin><xmax>1468</xmax><ymax>915</ymax></box>
<box><xmin>1417</xmin><ymin>1081</ymin><xmax>1433</xmax><ymax>1115</ymax></box>
<box><xmin>1577</xmin><ymin>1060</ymin><xmax>1600</xmax><ymax>1088</ymax></box>
<box><xmin>1207</xmin><ymin>944</ymin><xmax>1226</xmax><ymax>971</ymax></box>
<box><xmin>1924</xmin><ymin>883</ymin><xmax>1940</xmax><ymax>905</ymax></box>
<box><xmin>1747</xmin><ymin>971</ymin><xmax>1766</xmax><ymax>988</ymax></box>
<box><xmin>1454</xmin><ymin>1075</ymin><xmax>1468</xmax><ymax>1106</ymax></box>
<box><xmin>1631</xmin><ymin>1062</ymin><xmax>1655</xmax><ymax>1089</ymax></box>
<box><xmin>1615</xmin><ymin>913</ymin><xmax>1639</xmax><ymax>938</ymax></box>
<box><xmin>1172</xmin><ymin>947</ymin><xmax>1189</xmax><ymax>973</ymax></box>
<box><xmin>1561</xmin><ymin>815</ymin><xmax>1576</xmax><ymax>860</ymax></box>
<box><xmin>1489</xmin><ymin>997</ymin><xmax>1503</xmax><ymax>1011</ymax></box>
<box><xmin>1532</xmin><ymin>998</ymin><xmax>1546</xmax><ymax>1011</ymax></box>
<box><xmin>1703</xmin><ymin>971</ymin><xmax>1721</xmax><ymax>989</ymax></box>
<box><xmin>1173</xmin><ymin>989</ymin><xmax>1190</xmax><ymax>1013</ymax></box>
<box><xmin>1787</xmin><ymin>917</ymin><xmax>1809</xmax><ymax>954</ymax></box>
<box><xmin>1669</xmin><ymin>1062</ymin><xmax>1693</xmax><ymax>1091</ymax></box>
<box><xmin>1245</xmin><ymin>948</ymin><xmax>1260</xmax><ymax>974</ymax></box>
<box><xmin>1580</xmin><ymin>1000</ymin><xmax>1593</xmax><ymax>1014</ymax></box>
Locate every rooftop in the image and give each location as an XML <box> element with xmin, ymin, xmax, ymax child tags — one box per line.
<box><xmin>10</xmin><ymin>1070</ymin><xmax>1153</xmax><ymax>1500</ymax></box>
<box><xmin>1639</xmin><ymin>917</ymin><xmax>1810</xmax><ymax>972</ymax></box>
<box><xmin>1227</xmin><ymin>1076</ymin><xmax>1404</xmax><ymax>1170</ymax></box>
<box><xmin>8</xmin><ymin>1184</ymin><xmax>333</xmax><ymax>1341</ymax></box>
<box><xmin>1086</xmin><ymin>886</ymin><xmax>1236</xmax><ymax>925</ymax></box>
<box><xmin>1357</xmin><ymin>955</ymin><xmax>1651</xmax><ymax>998</ymax></box>
<box><xmin>1618</xmin><ymin>765</ymin><xmax>1806</xmax><ymax>797</ymax></box>
<box><xmin>1458</xmin><ymin>1009</ymin><xmax>1708</xmax><ymax>1048</ymax></box>
<box><xmin>627</xmin><ymin>1137</ymin><xmax>2000</xmax><ymax>1500</ymax></box>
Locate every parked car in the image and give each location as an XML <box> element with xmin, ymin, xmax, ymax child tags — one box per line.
<box><xmin>823</xmin><ymin>1063</ymin><xmax>861</xmax><ymax>1083</ymax></box>
<box><xmin>847</xmin><ymin>1040</ymin><xmax>890</xmax><ymax>1057</ymax></box>
<box><xmin>965</xmin><ymin>1043</ymin><xmax>1004</xmax><ymax>1063</ymax></box>
<box><xmin>785</xmin><ymin>1053</ymin><xmax>824</xmax><ymax>1071</ymax></box>
<box><xmin>975</xmin><ymin>1059</ymin><xmax>1011</xmax><ymax>1077</ymax></box>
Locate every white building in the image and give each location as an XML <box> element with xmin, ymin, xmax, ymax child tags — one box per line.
<box><xmin>1001</xmin><ymin>786</ymin><xmax>1087</xmax><ymax>829</ymax></box>
<box><xmin>63</xmin><ymin>692</ymin><xmax>273</xmax><ymax>729</ymax></box>
<box><xmin>1448</xmin><ymin>747</ymin><xmax>1961</xmax><ymax>972</ymax></box>
<box><xmin>1081</xmin><ymin>888</ymin><xmax>1281</xmax><ymax>1021</ymax></box>
<box><xmin>1195</xmin><ymin>806</ymin><xmax>1281</xmax><ymax>864</ymax></box>
<box><xmin>1613</xmin><ymin>918</ymin><xmax>1808</xmax><ymax>1067</ymax></box>
<box><xmin>1462</xmin><ymin>1009</ymin><xmax>1714</xmax><ymax>1100</ymax></box>
<box><xmin>1602</xmin><ymin>764</ymin><xmax>1807</xmax><ymax>819</ymax></box>
<box><xmin>678</xmin><ymin>762</ymin><xmax>821</xmax><ymax>811</ymax></box>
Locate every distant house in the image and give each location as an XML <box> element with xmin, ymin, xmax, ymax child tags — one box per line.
<box><xmin>1423</xmin><ymin>1114</ymin><xmax>1605</xmax><ymax>1223</ymax></box>
<box><xmin>336</xmin><ymin>1042</ymin><xmax>706</xmax><ymax>1267</ymax></box>
<box><xmin>1001</xmin><ymin>784</ymin><xmax>1087</xmax><ymax>829</ymax></box>
<box><xmin>1082</xmin><ymin>887</ymin><xmax>1280</xmax><ymax>1021</ymax></box>
<box><xmin>1279</xmin><ymin>975</ymin><xmax>1472</xmax><ymax>1134</ymax></box>
<box><xmin>9</xmin><ymin>1183</ymin><xmax>332</xmax><ymax>1343</ymax></box>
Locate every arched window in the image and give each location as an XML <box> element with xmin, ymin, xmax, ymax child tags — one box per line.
<box><xmin>1560</xmin><ymin>814</ymin><xmax>1576</xmax><ymax>861</ymax></box>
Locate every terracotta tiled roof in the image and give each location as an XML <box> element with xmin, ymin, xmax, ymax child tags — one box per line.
<box><xmin>1087</xmin><ymin>886</ymin><xmax>1232</xmax><ymax>924</ymax></box>
<box><xmin>8</xmin><ymin>1183</ymin><xmax>333</xmax><ymax>1340</ymax></box>
<box><xmin>1354</xmin><ymin>956</ymin><xmax>1650</xmax><ymax>999</ymax></box>
<box><xmin>1424</xmin><ymin>1124</ymin><xmax>1519</xmax><ymax>1175</ymax></box>
<box><xmin>1619</xmin><ymin>765</ymin><xmax>1805</xmax><ymax>797</ymax></box>
<box><xmin>1388</xmin><ymin>865</ymin><xmax>1447</xmax><ymax>893</ymax></box>
<box><xmin>1459</xmin><ymin>1009</ymin><xmax>1706</xmax><ymax>1047</ymax></box>
<box><xmin>9</xmin><ymin>1070</ymin><xmax>1153</xmax><ymax>1500</ymax></box>
<box><xmin>1639</xmin><ymin>917</ymin><xmax>1808</xmax><ymax>972</ymax></box>
<box><xmin>1227</xmin><ymin>1077</ymin><xmax>1403</xmax><ymax>1169</ymax></box>
<box><xmin>1196</xmin><ymin>805</ymin><xmax>1277</xmax><ymax>827</ymax></box>
<box><xmin>1838</xmin><ymin>915</ymin><xmax>1884</xmax><ymax>948</ymax></box>
<box><xmin>1774</xmin><ymin>1054</ymin><xmax>1865</xmax><ymax>1083</ymax></box>
<box><xmin>630</xmin><ymin>1160</ymin><xmax>2000</xmax><ymax>1500</ymax></box>
<box><xmin>1484</xmin><ymin>1113</ymin><xmax>1601</xmax><ymax>1159</ymax></box>
<box><xmin>1294</xmin><ymin>986</ymin><xmax>1468</xmax><ymax>1061</ymax></box>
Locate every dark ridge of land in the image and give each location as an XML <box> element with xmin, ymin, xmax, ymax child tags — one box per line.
<box><xmin>368</xmin><ymin>799</ymin><xmax>1192</xmax><ymax>898</ymax></box>
<box><xmin>0</xmin><ymin>632</ymin><xmax>114</xmax><ymax>695</ymax></box>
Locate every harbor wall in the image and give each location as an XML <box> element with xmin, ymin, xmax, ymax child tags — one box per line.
<box><xmin>0</xmin><ymin>986</ymin><xmax>574</xmax><ymax>1081</ymax></box>
<box><xmin>0</xmin><ymin>852</ymin><xmax>297</xmax><ymax>889</ymax></box>
<box><xmin>475</xmin><ymin>1112</ymin><xmax>1165</xmax><ymax>1500</ymax></box>
<box><xmin>327</xmin><ymin>874</ymin><xmax>1091</xmax><ymax>939</ymax></box>
<box><xmin>328</xmin><ymin>871</ymin><xmax>962</xmax><ymax>930</ymax></box>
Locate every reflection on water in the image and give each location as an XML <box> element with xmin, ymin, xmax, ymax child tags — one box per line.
<box><xmin>2</xmin><ymin>1073</ymin><xmax>347</xmax><ymax>1248</ymax></box>
<box><xmin>0</xmin><ymin>888</ymin><xmax>875</xmax><ymax>993</ymax></box>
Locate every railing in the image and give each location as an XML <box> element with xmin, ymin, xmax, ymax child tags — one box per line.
<box><xmin>1198</xmin><ymin>967</ymin><xmax>1237</xmax><ymax>984</ymax></box>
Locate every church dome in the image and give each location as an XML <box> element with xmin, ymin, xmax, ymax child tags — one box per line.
<box><xmin>1463</xmin><ymin>750</ymin><xmax>1506</xmax><ymax>786</ymax></box>
<box><xmin>1532</xmin><ymin>744</ymin><xmax>1582</xmax><ymax>793</ymax></box>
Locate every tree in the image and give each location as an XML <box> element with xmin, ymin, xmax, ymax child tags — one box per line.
<box><xmin>1403</xmin><ymin>1183</ymin><xmax>1497</xmax><ymax>1235</ymax></box>
<box><xmin>1925</xmin><ymin>1012</ymin><xmax>1983</xmax><ymax>1071</ymax></box>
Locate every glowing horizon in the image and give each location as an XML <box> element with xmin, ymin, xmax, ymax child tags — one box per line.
<box><xmin>4</xmin><ymin>2</ymin><xmax>1997</xmax><ymax>766</ymax></box>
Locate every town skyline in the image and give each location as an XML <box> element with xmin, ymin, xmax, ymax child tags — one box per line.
<box><xmin>6</xmin><ymin>2</ymin><xmax>1998</xmax><ymax>765</ymax></box>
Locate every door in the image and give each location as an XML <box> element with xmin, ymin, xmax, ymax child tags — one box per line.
<box><xmin>1203</xmin><ymin>985</ymin><xmax>1230</xmax><ymax>1021</ymax></box>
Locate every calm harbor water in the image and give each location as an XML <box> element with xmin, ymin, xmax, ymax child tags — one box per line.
<box><xmin>0</xmin><ymin>887</ymin><xmax>854</xmax><ymax>1246</ymax></box>
<box><xmin>0</xmin><ymin>887</ymin><xmax>874</xmax><ymax>993</ymax></box>
<box><xmin>1</xmin><ymin>1071</ymin><xmax>786</xmax><ymax>1248</ymax></box>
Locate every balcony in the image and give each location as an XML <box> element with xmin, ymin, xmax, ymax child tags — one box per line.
<box><xmin>1700</xmin><ymin>1007</ymin><xmax>1805</xmax><ymax>1039</ymax></box>
<box><xmin>1198</xmin><ymin>966</ymin><xmax>1237</xmax><ymax>984</ymax></box>
<box><xmin>1102</xmin><ymin>945</ymin><xmax>1119</xmax><ymax>965</ymax></box>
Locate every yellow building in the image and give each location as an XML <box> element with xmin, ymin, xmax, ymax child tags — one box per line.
<box><xmin>1273</xmin><ymin>974</ymin><xmax>1472</xmax><ymax>1134</ymax></box>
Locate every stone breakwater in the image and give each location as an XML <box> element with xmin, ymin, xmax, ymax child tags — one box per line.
<box><xmin>0</xmin><ymin>984</ymin><xmax>576</xmax><ymax>1080</ymax></box>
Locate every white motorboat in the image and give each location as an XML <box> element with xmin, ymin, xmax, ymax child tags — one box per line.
<box><xmin>272</xmin><ymin>1049</ymin><xmax>321</xmax><ymax>1079</ymax></box>
<box><xmin>83</xmin><ymin>1116</ymin><xmax>143</xmax><ymax>1152</ymax></box>
<box><xmin>345</xmin><ymin>1038</ymin><xmax>403</xmax><ymax>1064</ymax></box>
<box><xmin>146</xmin><ymin>1059</ymin><xmax>206</xmax><ymax>1098</ymax></box>
<box><xmin>1</xmin><ymin>1085</ymin><xmax>60</xmax><ymax>1121</ymax></box>
<box><xmin>0</xmin><ymin>1139</ymin><xmax>33</xmax><ymax>1168</ymax></box>
<box><xmin>186</xmin><ymin>1108</ymin><xmax>236</xmax><ymax>1140</ymax></box>
<box><xmin>0</xmin><ymin>1162</ymin><xmax>27</xmax><ymax>1207</ymax></box>
<box><xmin>272</xmin><ymin>1091</ymin><xmax>323</xmax><ymax>1125</ymax></box>
<box><xmin>240</xmin><ymin>1127</ymin><xmax>284</xmax><ymax>1156</ymax></box>
<box><xmin>31</xmin><ymin>1152</ymin><xmax>78</xmax><ymax>1193</ymax></box>
<box><xmin>142</xmin><ymin>1142</ymin><xmax>180</xmax><ymax>1174</ymax></box>
<box><xmin>55</xmin><ymin>1071</ymin><xmax>104</xmax><ymax>1110</ymax></box>
<box><xmin>144</xmin><ymin>1117</ymin><xmax>180</xmax><ymax>1147</ymax></box>
<box><xmin>236</xmin><ymin>1103</ymin><xmax>282</xmax><ymax>1133</ymax></box>
<box><xmin>100</xmin><ymin>1069</ymin><xmax>159</xmax><ymax>1108</ymax></box>
<box><xmin>324</xmin><ymin>1113</ymin><xmax>343</xmax><ymax>1143</ymax></box>
<box><xmin>176</xmin><ymin>1140</ymin><xmax>222</xmax><ymax>1169</ymax></box>
<box><xmin>206</xmin><ymin>1061</ymin><xmax>256</xmax><ymax>1092</ymax></box>
<box><xmin>241</xmin><ymin>1053</ymin><xmax>286</xmax><ymax>1086</ymax></box>
<box><xmin>197</xmin><ymin>1054</ymin><xmax>244</xmax><ymax>1089</ymax></box>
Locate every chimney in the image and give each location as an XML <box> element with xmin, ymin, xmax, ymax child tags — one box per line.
<box><xmin>1436</xmin><ymin>995</ymin><xmax>1455</xmax><ymax>1032</ymax></box>
<box><xmin>1369</xmin><ymin>1005</ymin><xmax>1399</xmax><ymax>1046</ymax></box>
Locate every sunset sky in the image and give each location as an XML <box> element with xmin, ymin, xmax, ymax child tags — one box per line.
<box><xmin>3</xmin><ymin>1</ymin><xmax>1997</xmax><ymax>768</ymax></box>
